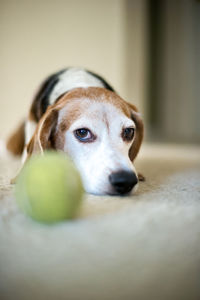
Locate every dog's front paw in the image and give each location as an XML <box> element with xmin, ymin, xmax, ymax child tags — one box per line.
<box><xmin>138</xmin><ymin>172</ymin><xmax>145</xmax><ymax>182</ymax></box>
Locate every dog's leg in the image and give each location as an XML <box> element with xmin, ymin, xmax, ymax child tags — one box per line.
<box><xmin>0</xmin><ymin>139</ymin><xmax>9</xmax><ymax>158</ymax></box>
<box><xmin>6</xmin><ymin>121</ymin><xmax>25</xmax><ymax>156</ymax></box>
<box><xmin>8</xmin><ymin>119</ymin><xmax>37</xmax><ymax>184</ymax></box>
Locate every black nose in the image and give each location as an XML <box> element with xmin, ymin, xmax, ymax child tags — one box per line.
<box><xmin>109</xmin><ymin>171</ymin><xmax>138</xmax><ymax>195</ymax></box>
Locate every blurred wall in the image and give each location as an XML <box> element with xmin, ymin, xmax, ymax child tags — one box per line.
<box><xmin>0</xmin><ymin>0</ymin><xmax>147</xmax><ymax>140</ymax></box>
<box><xmin>148</xmin><ymin>0</ymin><xmax>200</xmax><ymax>143</ymax></box>
<box><xmin>0</xmin><ymin>0</ymin><xmax>199</xmax><ymax>145</ymax></box>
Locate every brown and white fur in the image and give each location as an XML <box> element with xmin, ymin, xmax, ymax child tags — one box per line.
<box><xmin>7</xmin><ymin>67</ymin><xmax>144</xmax><ymax>195</ymax></box>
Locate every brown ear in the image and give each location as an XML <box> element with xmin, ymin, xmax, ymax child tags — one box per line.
<box><xmin>27</xmin><ymin>107</ymin><xmax>58</xmax><ymax>156</ymax></box>
<box><xmin>128</xmin><ymin>103</ymin><xmax>144</xmax><ymax>162</ymax></box>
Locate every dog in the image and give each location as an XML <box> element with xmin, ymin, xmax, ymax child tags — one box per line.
<box><xmin>7</xmin><ymin>67</ymin><xmax>144</xmax><ymax>195</ymax></box>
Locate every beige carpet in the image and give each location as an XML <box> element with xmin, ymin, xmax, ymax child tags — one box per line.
<box><xmin>0</xmin><ymin>143</ymin><xmax>200</xmax><ymax>300</ymax></box>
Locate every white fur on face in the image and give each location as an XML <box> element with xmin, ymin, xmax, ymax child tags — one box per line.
<box><xmin>62</xmin><ymin>101</ymin><xmax>137</xmax><ymax>195</ymax></box>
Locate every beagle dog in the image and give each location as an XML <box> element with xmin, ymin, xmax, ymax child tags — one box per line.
<box><xmin>7</xmin><ymin>67</ymin><xmax>144</xmax><ymax>195</ymax></box>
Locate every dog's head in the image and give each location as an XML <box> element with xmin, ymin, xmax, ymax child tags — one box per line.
<box><xmin>27</xmin><ymin>87</ymin><xmax>144</xmax><ymax>195</ymax></box>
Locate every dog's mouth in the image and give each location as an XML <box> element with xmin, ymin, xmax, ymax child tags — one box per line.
<box><xmin>84</xmin><ymin>170</ymin><xmax>139</xmax><ymax>196</ymax></box>
<box><xmin>107</xmin><ymin>183</ymin><xmax>138</xmax><ymax>196</ymax></box>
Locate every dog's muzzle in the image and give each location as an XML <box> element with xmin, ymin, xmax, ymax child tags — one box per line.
<box><xmin>109</xmin><ymin>170</ymin><xmax>138</xmax><ymax>195</ymax></box>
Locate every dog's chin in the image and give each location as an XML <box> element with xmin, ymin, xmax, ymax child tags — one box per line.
<box><xmin>128</xmin><ymin>182</ymin><xmax>139</xmax><ymax>195</ymax></box>
<box><xmin>85</xmin><ymin>182</ymin><xmax>139</xmax><ymax>197</ymax></box>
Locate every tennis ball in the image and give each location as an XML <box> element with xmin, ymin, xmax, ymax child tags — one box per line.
<box><xmin>15</xmin><ymin>152</ymin><xmax>84</xmax><ymax>223</ymax></box>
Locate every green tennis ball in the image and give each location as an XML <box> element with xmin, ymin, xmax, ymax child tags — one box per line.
<box><xmin>15</xmin><ymin>152</ymin><xmax>84</xmax><ymax>223</ymax></box>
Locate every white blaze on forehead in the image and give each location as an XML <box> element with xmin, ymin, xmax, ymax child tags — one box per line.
<box><xmin>49</xmin><ymin>68</ymin><xmax>105</xmax><ymax>105</ymax></box>
<box><xmin>68</xmin><ymin>101</ymin><xmax>135</xmax><ymax>133</ymax></box>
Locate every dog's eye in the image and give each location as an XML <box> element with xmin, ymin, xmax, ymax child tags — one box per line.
<box><xmin>74</xmin><ymin>128</ymin><xmax>96</xmax><ymax>143</ymax></box>
<box><xmin>122</xmin><ymin>127</ymin><xmax>135</xmax><ymax>142</ymax></box>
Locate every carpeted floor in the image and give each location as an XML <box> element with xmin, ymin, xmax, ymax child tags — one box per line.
<box><xmin>0</xmin><ymin>143</ymin><xmax>200</xmax><ymax>300</ymax></box>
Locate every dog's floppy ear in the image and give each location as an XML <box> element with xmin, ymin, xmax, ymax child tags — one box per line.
<box><xmin>27</xmin><ymin>107</ymin><xmax>58</xmax><ymax>156</ymax></box>
<box><xmin>127</xmin><ymin>103</ymin><xmax>144</xmax><ymax>162</ymax></box>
